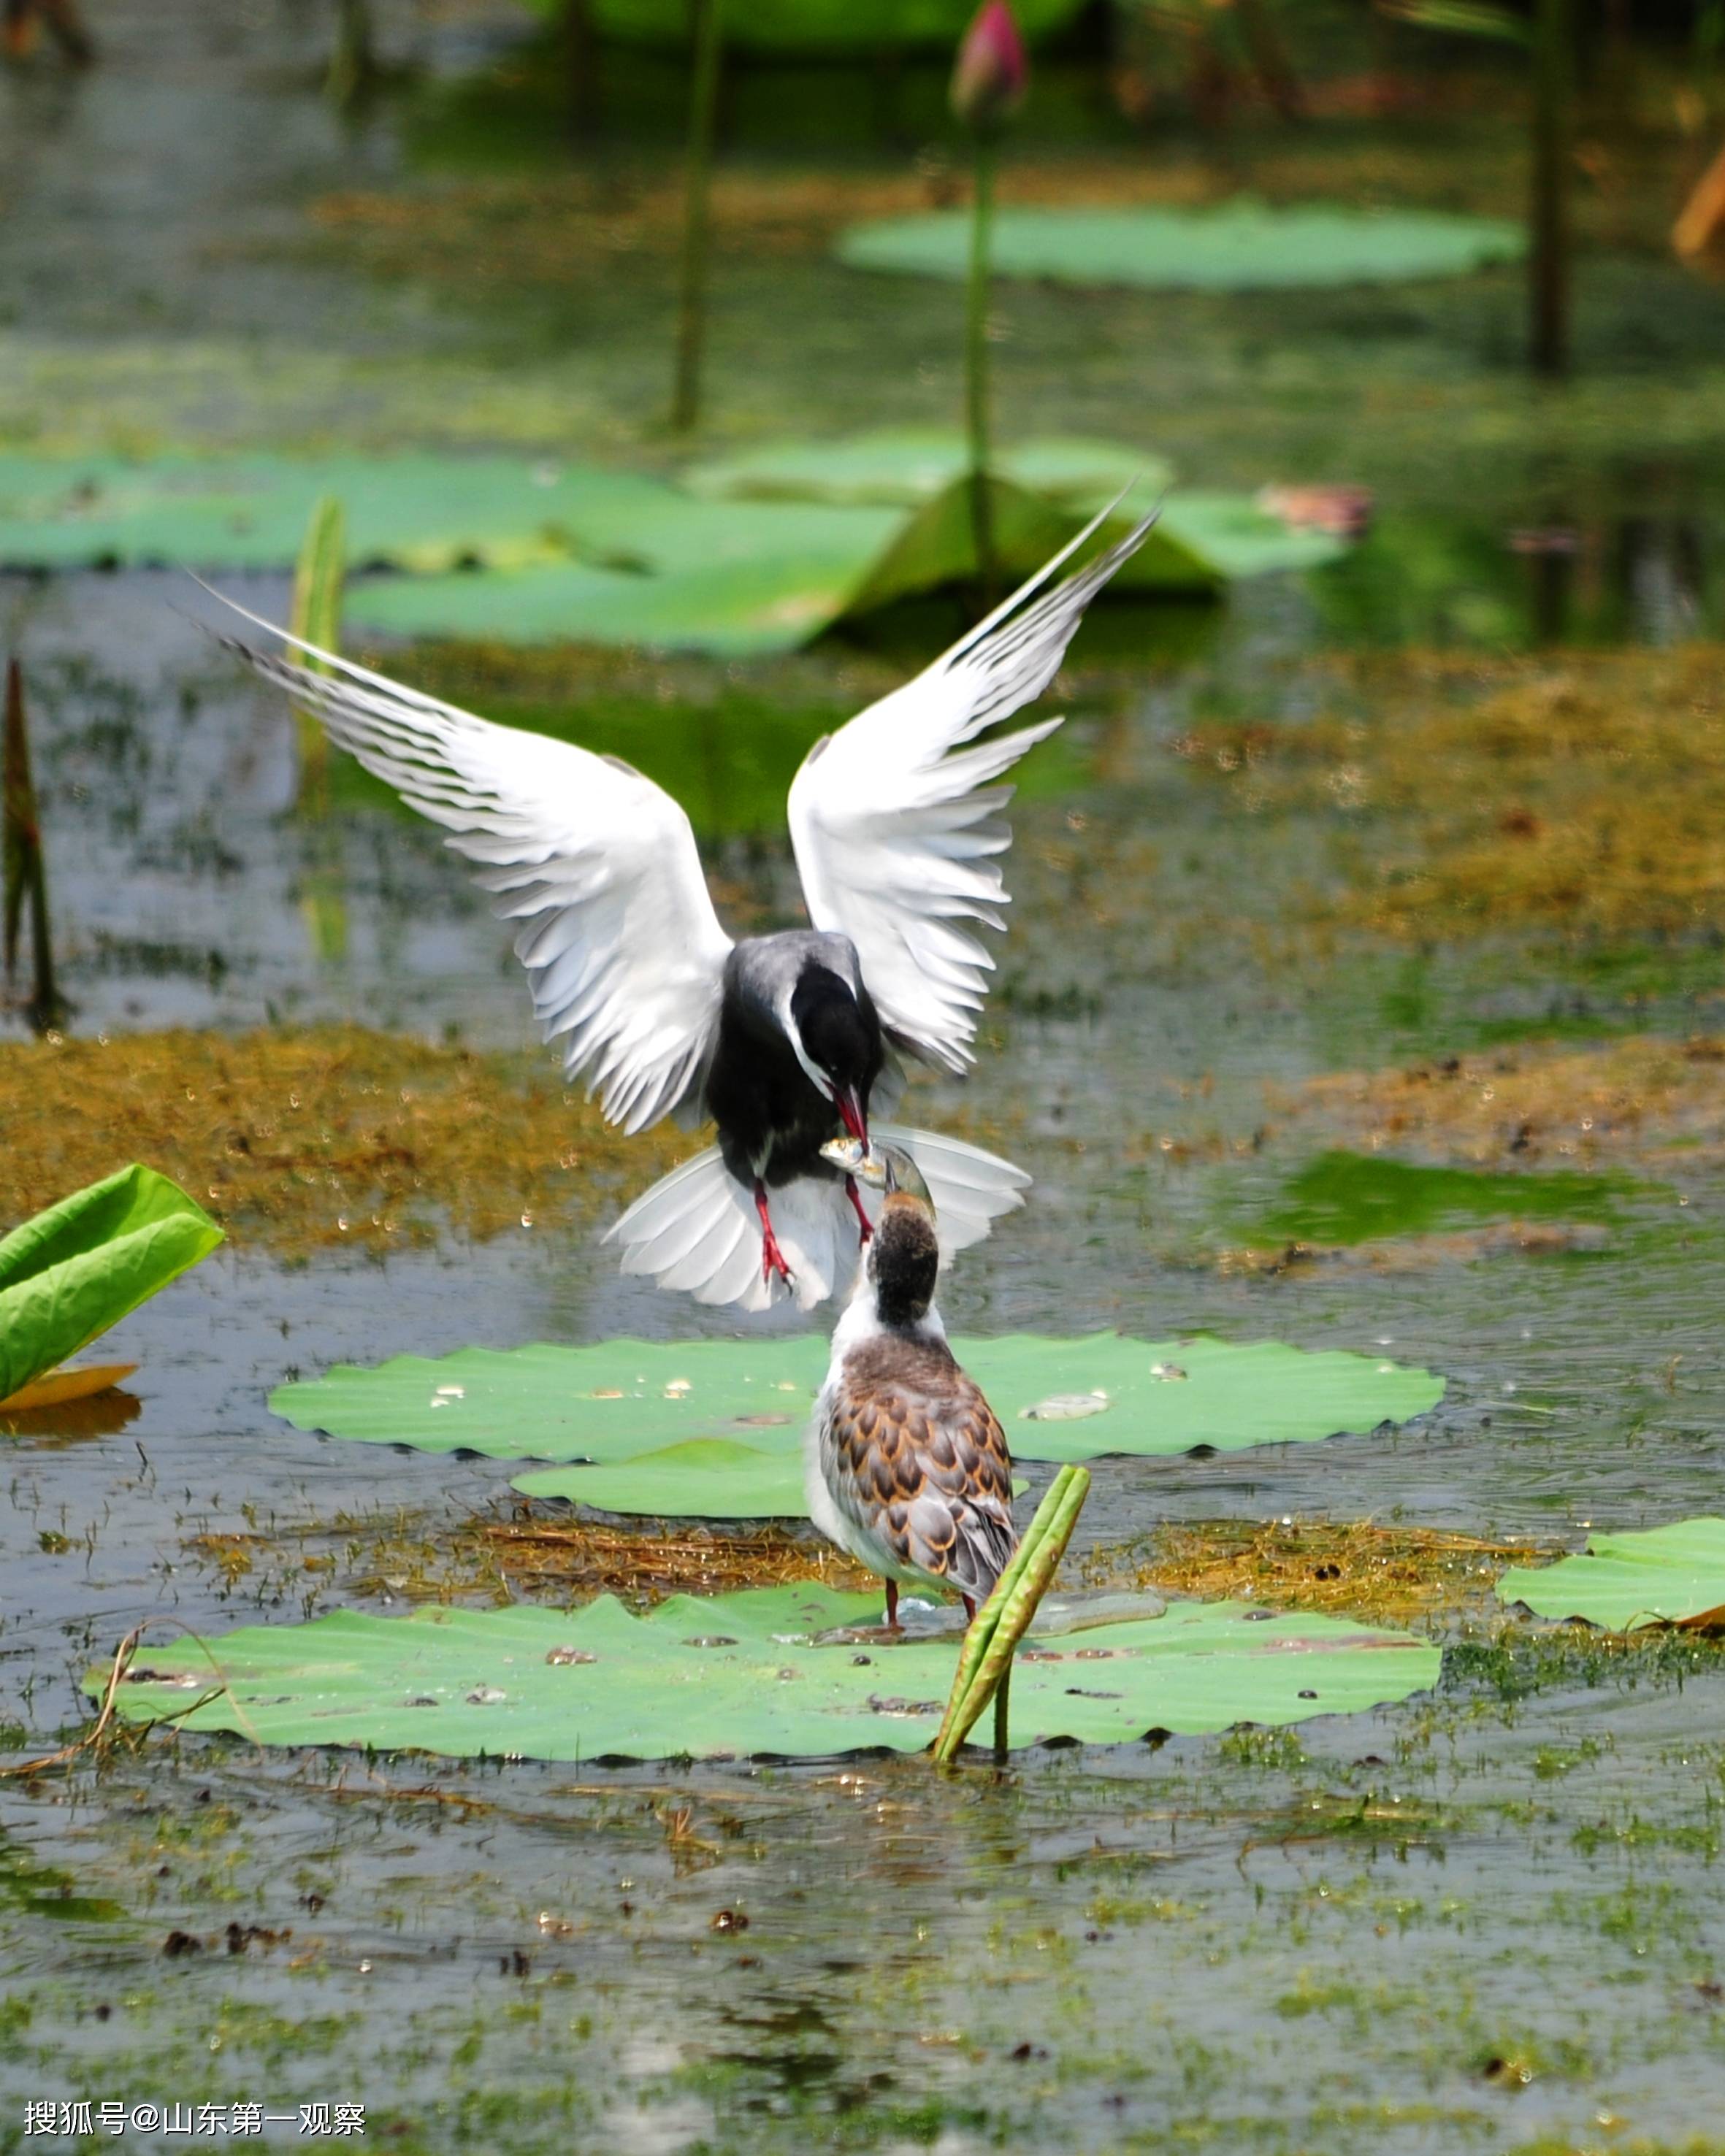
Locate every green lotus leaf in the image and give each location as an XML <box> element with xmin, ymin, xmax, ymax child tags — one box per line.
<box><xmin>516</xmin><ymin>1438</ymin><xmax>813</xmax><ymax>1520</ymax></box>
<box><xmin>0</xmin><ymin>452</ymin><xmax>669</xmax><ymax>573</ymax></box>
<box><xmin>684</xmin><ymin>430</ymin><xmax>1176</xmax><ymax>511</ymax></box>
<box><xmin>269</xmin><ymin>1332</ymin><xmax>1443</xmax><ymax>1517</ymax></box>
<box><xmin>0</xmin><ymin>448</ymin><xmax>1333</xmax><ymax>653</ymax></box>
<box><xmin>838</xmin><ymin>202</ymin><xmax>1526</xmax><ymax>293</ymax></box>
<box><xmin>1497</xmin><ymin>1519</ymin><xmax>1725</xmax><ymax>1631</ymax></box>
<box><xmin>0</xmin><ymin>1165</ymin><xmax>223</xmax><ymax>1403</ymax></box>
<box><xmin>343</xmin><ymin>476</ymin><xmax>1196</xmax><ymax>657</ymax></box>
<box><xmin>93</xmin><ymin>1584</ymin><xmax>1442</xmax><ymax>1761</ymax></box>
<box><xmin>343</xmin><ymin>516</ymin><xmax>899</xmax><ymax>658</ymax></box>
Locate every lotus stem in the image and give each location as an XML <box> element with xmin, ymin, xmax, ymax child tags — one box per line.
<box><xmin>326</xmin><ymin>0</ymin><xmax>378</xmax><ymax>110</ymax></box>
<box><xmin>3</xmin><ymin>659</ymin><xmax>68</xmax><ymax>1037</ymax></box>
<box><xmin>1529</xmin><ymin>0</ymin><xmax>1571</xmax><ymax>377</ymax></box>
<box><xmin>933</xmin><ymin>1464</ymin><xmax>1090</xmax><ymax>1765</ymax></box>
<box><xmin>964</xmin><ymin>134</ymin><xmax>998</xmax><ymax>599</ymax></box>
<box><xmin>671</xmin><ymin>0</ymin><xmax>724</xmax><ymax>433</ymax></box>
<box><xmin>289</xmin><ymin>495</ymin><xmax>345</xmax><ymax>819</ymax></box>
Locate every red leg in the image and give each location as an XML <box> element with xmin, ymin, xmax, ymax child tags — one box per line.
<box><xmin>884</xmin><ymin>1578</ymin><xmax>900</xmax><ymax>1630</ymax></box>
<box><xmin>752</xmin><ymin>1180</ymin><xmax>795</xmax><ymax>1289</ymax></box>
<box><xmin>845</xmin><ymin>1175</ymin><xmax>873</xmax><ymax>1246</ymax></box>
<box><xmin>962</xmin><ymin>1594</ymin><xmax>977</xmax><ymax>1624</ymax></box>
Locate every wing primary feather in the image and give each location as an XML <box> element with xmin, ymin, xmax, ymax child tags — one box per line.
<box><xmin>201</xmin><ymin>584</ymin><xmax>732</xmax><ymax>1135</ymax></box>
<box><xmin>787</xmin><ymin>502</ymin><xmax>1157</xmax><ymax>1070</ymax></box>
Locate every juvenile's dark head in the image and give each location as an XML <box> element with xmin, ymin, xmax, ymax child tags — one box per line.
<box><xmin>867</xmin><ymin>1150</ymin><xmax>939</xmax><ymax>1327</ymax></box>
<box><xmin>790</xmin><ymin>962</ymin><xmax>881</xmax><ymax>1136</ymax></box>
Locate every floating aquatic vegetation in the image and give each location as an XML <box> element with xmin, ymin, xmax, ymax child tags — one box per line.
<box><xmin>0</xmin><ymin>444</ymin><xmax>1335</xmax><ymax>660</ymax></box>
<box><xmin>1288</xmin><ymin>1035</ymin><xmax>1725</xmax><ymax>1174</ymax></box>
<box><xmin>185</xmin><ymin>1508</ymin><xmax>866</xmax><ymax>1609</ymax></box>
<box><xmin>684</xmin><ymin>429</ymin><xmax>1343</xmax><ymax>583</ymax></box>
<box><xmin>0</xmin><ymin>1165</ymin><xmax>222</xmax><ymax>1407</ymax></box>
<box><xmin>269</xmin><ymin>1332</ymin><xmax>1444</xmax><ymax>1518</ymax></box>
<box><xmin>94</xmin><ymin>1581</ymin><xmax>1442</xmax><ymax>1762</ymax></box>
<box><xmin>686</xmin><ymin>429</ymin><xmax>1174</xmax><ymax>510</ymax></box>
<box><xmin>1104</xmin><ymin>1518</ymin><xmax>1540</xmax><ymax>1630</ymax></box>
<box><xmin>0</xmin><ymin>451</ymin><xmax>669</xmax><ymax>573</ymax></box>
<box><xmin>1171</xmin><ymin>645</ymin><xmax>1725</xmax><ymax>945</ymax></box>
<box><xmin>1249</xmin><ymin>1148</ymin><xmax>1632</xmax><ymax>1249</ymax></box>
<box><xmin>1498</xmin><ymin>1519</ymin><xmax>1725</xmax><ymax>1633</ymax></box>
<box><xmin>0</xmin><ymin>1026</ymin><xmax>683</xmax><ymax>1261</ymax></box>
<box><xmin>343</xmin><ymin>508</ymin><xmax>900</xmax><ymax>659</ymax></box>
<box><xmin>837</xmin><ymin>202</ymin><xmax>1525</xmax><ymax>291</ymax></box>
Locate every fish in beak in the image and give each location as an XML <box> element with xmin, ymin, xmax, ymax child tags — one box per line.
<box><xmin>822</xmin><ymin>1135</ymin><xmax>888</xmax><ymax>1187</ymax></box>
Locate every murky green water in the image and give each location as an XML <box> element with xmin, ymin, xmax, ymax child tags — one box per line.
<box><xmin>7</xmin><ymin>6</ymin><xmax>1725</xmax><ymax>2152</ymax></box>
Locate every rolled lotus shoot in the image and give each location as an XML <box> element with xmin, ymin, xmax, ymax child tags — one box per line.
<box><xmin>289</xmin><ymin>495</ymin><xmax>345</xmax><ymax>815</ymax></box>
<box><xmin>934</xmin><ymin>1464</ymin><xmax>1090</xmax><ymax>1762</ymax></box>
<box><xmin>933</xmin><ymin>1464</ymin><xmax>1077</xmax><ymax>1749</ymax></box>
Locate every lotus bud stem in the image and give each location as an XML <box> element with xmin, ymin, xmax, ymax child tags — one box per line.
<box><xmin>950</xmin><ymin>3</ymin><xmax>1025</xmax><ymax>602</ymax></box>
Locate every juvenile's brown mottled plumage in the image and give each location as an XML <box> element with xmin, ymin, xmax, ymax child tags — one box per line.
<box><xmin>807</xmin><ymin>1169</ymin><xmax>1018</xmax><ymax>1626</ymax></box>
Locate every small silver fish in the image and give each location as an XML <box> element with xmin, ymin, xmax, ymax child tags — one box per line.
<box><xmin>820</xmin><ymin>1135</ymin><xmax>888</xmax><ymax>1186</ymax></box>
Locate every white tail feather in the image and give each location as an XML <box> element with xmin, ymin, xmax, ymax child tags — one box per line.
<box><xmin>605</xmin><ymin>1126</ymin><xmax>1028</xmax><ymax>1313</ymax></box>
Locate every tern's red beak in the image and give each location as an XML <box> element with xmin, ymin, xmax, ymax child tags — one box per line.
<box><xmin>834</xmin><ymin>1088</ymin><xmax>868</xmax><ymax>1143</ymax></box>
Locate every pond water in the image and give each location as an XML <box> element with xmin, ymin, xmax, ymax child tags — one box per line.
<box><xmin>6</xmin><ymin>6</ymin><xmax>1725</xmax><ymax>2152</ymax></box>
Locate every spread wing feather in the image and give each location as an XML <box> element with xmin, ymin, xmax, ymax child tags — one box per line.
<box><xmin>208</xmin><ymin>594</ymin><xmax>732</xmax><ymax>1135</ymax></box>
<box><xmin>787</xmin><ymin>502</ymin><xmax>1158</xmax><ymax>1073</ymax></box>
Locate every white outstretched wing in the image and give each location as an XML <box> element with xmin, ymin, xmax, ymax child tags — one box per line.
<box><xmin>213</xmin><ymin>599</ymin><xmax>733</xmax><ymax>1135</ymax></box>
<box><xmin>786</xmin><ymin>504</ymin><xmax>1156</xmax><ymax>1073</ymax></box>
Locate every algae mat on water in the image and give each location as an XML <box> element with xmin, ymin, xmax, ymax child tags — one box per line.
<box><xmin>95</xmin><ymin>1583</ymin><xmax>1442</xmax><ymax>1760</ymax></box>
<box><xmin>269</xmin><ymin>1334</ymin><xmax>1445</xmax><ymax>1519</ymax></box>
<box><xmin>1497</xmin><ymin>1519</ymin><xmax>1725</xmax><ymax>1631</ymax></box>
<box><xmin>836</xmin><ymin>203</ymin><xmax>1525</xmax><ymax>291</ymax></box>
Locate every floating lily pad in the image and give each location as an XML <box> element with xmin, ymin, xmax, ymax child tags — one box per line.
<box><xmin>838</xmin><ymin>202</ymin><xmax>1526</xmax><ymax>293</ymax></box>
<box><xmin>95</xmin><ymin>1584</ymin><xmax>1442</xmax><ymax>1761</ymax></box>
<box><xmin>0</xmin><ymin>453</ymin><xmax>668</xmax><ymax>574</ymax></box>
<box><xmin>269</xmin><ymin>1332</ymin><xmax>1443</xmax><ymax>1517</ymax></box>
<box><xmin>1497</xmin><ymin>1519</ymin><xmax>1725</xmax><ymax>1631</ymax></box>
<box><xmin>0</xmin><ymin>446</ymin><xmax>1333</xmax><ymax>655</ymax></box>
<box><xmin>684</xmin><ymin>431</ymin><xmax>1344</xmax><ymax>588</ymax></box>
<box><xmin>1254</xmin><ymin>1151</ymin><xmax>1632</xmax><ymax>1247</ymax></box>
<box><xmin>345</xmin><ymin>475</ymin><xmax>1192</xmax><ymax>658</ymax></box>
<box><xmin>344</xmin><ymin>517</ymin><xmax>899</xmax><ymax>659</ymax></box>
<box><xmin>0</xmin><ymin>1165</ymin><xmax>223</xmax><ymax>1405</ymax></box>
<box><xmin>684</xmin><ymin>430</ymin><xmax>1176</xmax><ymax>511</ymax></box>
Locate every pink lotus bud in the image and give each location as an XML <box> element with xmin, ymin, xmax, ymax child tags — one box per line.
<box><xmin>950</xmin><ymin>0</ymin><xmax>1028</xmax><ymax>133</ymax></box>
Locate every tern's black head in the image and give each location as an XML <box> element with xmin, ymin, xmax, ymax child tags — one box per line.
<box><xmin>869</xmin><ymin>1190</ymin><xmax>940</xmax><ymax>1328</ymax></box>
<box><xmin>791</xmin><ymin>962</ymin><xmax>881</xmax><ymax>1127</ymax></box>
